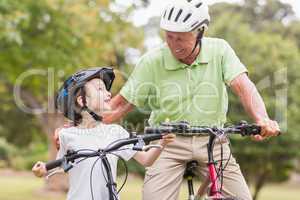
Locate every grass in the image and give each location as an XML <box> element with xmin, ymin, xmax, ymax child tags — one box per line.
<box><xmin>0</xmin><ymin>170</ymin><xmax>299</xmax><ymax>200</ymax></box>
<box><xmin>0</xmin><ymin>175</ymin><xmax>58</xmax><ymax>200</ymax></box>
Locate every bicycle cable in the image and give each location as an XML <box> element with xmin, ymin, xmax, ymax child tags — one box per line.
<box><xmin>96</xmin><ymin>151</ymin><xmax>130</xmax><ymax>200</ymax></box>
<box><xmin>74</xmin><ymin>149</ymin><xmax>99</xmax><ymax>165</ymax></box>
<box><xmin>214</xmin><ymin>136</ymin><xmax>233</xmax><ymax>193</ymax></box>
<box><xmin>72</xmin><ymin>147</ymin><xmax>132</xmax><ymax>200</ymax></box>
<box><xmin>90</xmin><ymin>151</ymin><xmax>103</xmax><ymax>200</ymax></box>
<box><xmin>108</xmin><ymin>151</ymin><xmax>129</xmax><ymax>194</ymax></box>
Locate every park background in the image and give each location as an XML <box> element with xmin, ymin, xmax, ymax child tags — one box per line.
<box><xmin>0</xmin><ymin>0</ymin><xmax>300</xmax><ymax>199</ymax></box>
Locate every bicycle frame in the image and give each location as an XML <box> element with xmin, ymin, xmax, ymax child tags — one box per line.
<box><xmin>206</xmin><ymin>134</ymin><xmax>224</xmax><ymax>199</ymax></box>
<box><xmin>185</xmin><ymin>134</ymin><xmax>226</xmax><ymax>200</ymax></box>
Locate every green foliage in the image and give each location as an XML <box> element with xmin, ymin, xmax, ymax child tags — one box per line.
<box><xmin>0</xmin><ymin>137</ymin><xmax>17</xmax><ymax>167</ymax></box>
<box><xmin>0</xmin><ymin>137</ymin><xmax>47</xmax><ymax>170</ymax></box>
<box><xmin>208</xmin><ymin>0</ymin><xmax>300</xmax><ymax>194</ymax></box>
<box><xmin>0</xmin><ymin>0</ymin><xmax>144</xmax><ymax>147</ymax></box>
<box><xmin>10</xmin><ymin>142</ymin><xmax>48</xmax><ymax>171</ymax></box>
<box><xmin>122</xmin><ymin>108</ymin><xmax>150</xmax><ymax>132</ymax></box>
<box><xmin>118</xmin><ymin>159</ymin><xmax>145</xmax><ymax>177</ymax></box>
<box><xmin>0</xmin><ymin>95</ymin><xmax>45</xmax><ymax>147</ymax></box>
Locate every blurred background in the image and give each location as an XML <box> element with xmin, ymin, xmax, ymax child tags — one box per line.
<box><xmin>0</xmin><ymin>0</ymin><xmax>299</xmax><ymax>199</ymax></box>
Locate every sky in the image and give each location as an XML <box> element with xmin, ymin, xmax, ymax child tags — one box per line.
<box><xmin>130</xmin><ymin>0</ymin><xmax>300</xmax><ymax>26</ymax></box>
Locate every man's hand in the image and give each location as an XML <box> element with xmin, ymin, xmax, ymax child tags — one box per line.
<box><xmin>252</xmin><ymin>118</ymin><xmax>280</xmax><ymax>141</ymax></box>
<box><xmin>54</xmin><ymin>122</ymin><xmax>73</xmax><ymax>150</ymax></box>
<box><xmin>102</xmin><ymin>94</ymin><xmax>134</xmax><ymax>124</ymax></box>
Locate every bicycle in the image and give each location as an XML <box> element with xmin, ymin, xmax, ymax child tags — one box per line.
<box><xmin>44</xmin><ymin>133</ymin><xmax>165</xmax><ymax>200</ymax></box>
<box><xmin>144</xmin><ymin>121</ymin><xmax>274</xmax><ymax>200</ymax></box>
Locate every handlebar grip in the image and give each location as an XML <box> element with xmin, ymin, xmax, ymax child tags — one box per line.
<box><xmin>142</xmin><ymin>134</ymin><xmax>163</xmax><ymax>143</ymax></box>
<box><xmin>45</xmin><ymin>158</ymin><xmax>63</xmax><ymax>171</ymax></box>
<box><xmin>144</xmin><ymin>127</ymin><xmax>173</xmax><ymax>134</ymax></box>
<box><xmin>240</xmin><ymin>125</ymin><xmax>261</xmax><ymax>136</ymax></box>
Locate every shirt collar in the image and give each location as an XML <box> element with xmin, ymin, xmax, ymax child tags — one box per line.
<box><xmin>164</xmin><ymin>38</ymin><xmax>210</xmax><ymax>70</ymax></box>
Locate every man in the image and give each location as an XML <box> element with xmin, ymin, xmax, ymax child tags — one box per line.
<box><xmin>103</xmin><ymin>1</ymin><xmax>280</xmax><ymax>199</ymax></box>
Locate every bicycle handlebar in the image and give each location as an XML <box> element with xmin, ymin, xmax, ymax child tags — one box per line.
<box><xmin>46</xmin><ymin>159</ymin><xmax>64</xmax><ymax>171</ymax></box>
<box><xmin>45</xmin><ymin>121</ymin><xmax>264</xmax><ymax>171</ymax></box>
<box><xmin>144</xmin><ymin>121</ymin><xmax>261</xmax><ymax>136</ymax></box>
<box><xmin>45</xmin><ymin>133</ymin><xmax>163</xmax><ymax>171</ymax></box>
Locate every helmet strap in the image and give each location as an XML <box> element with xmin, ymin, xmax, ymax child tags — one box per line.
<box><xmin>185</xmin><ymin>28</ymin><xmax>205</xmax><ymax>60</ymax></box>
<box><xmin>82</xmin><ymin>106</ymin><xmax>103</xmax><ymax>121</ymax></box>
<box><xmin>80</xmin><ymin>88</ymin><xmax>102</xmax><ymax>122</ymax></box>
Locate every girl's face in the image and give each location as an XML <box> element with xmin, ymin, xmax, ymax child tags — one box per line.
<box><xmin>82</xmin><ymin>78</ymin><xmax>112</xmax><ymax>113</ymax></box>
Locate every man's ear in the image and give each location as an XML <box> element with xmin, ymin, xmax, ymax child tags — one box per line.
<box><xmin>77</xmin><ymin>95</ymin><xmax>84</xmax><ymax>107</ymax></box>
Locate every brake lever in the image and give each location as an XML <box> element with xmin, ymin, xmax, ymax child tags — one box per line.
<box><xmin>62</xmin><ymin>159</ymin><xmax>73</xmax><ymax>172</ymax></box>
<box><xmin>132</xmin><ymin>135</ymin><xmax>146</xmax><ymax>151</ymax></box>
<box><xmin>59</xmin><ymin>149</ymin><xmax>78</xmax><ymax>172</ymax></box>
<box><xmin>45</xmin><ymin>168</ymin><xmax>64</xmax><ymax>179</ymax></box>
<box><xmin>160</xmin><ymin>121</ymin><xmax>190</xmax><ymax>132</ymax></box>
<box><xmin>142</xmin><ymin>144</ymin><xmax>162</xmax><ymax>151</ymax></box>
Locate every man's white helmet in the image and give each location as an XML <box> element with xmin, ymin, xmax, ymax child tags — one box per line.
<box><xmin>160</xmin><ymin>0</ymin><xmax>210</xmax><ymax>32</ymax></box>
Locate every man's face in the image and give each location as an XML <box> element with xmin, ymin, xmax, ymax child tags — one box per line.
<box><xmin>165</xmin><ymin>31</ymin><xmax>197</xmax><ymax>60</ymax></box>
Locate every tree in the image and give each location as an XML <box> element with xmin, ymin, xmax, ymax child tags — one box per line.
<box><xmin>0</xmin><ymin>0</ymin><xmax>144</xmax><ymax>191</ymax></box>
<box><xmin>0</xmin><ymin>0</ymin><xmax>145</xmax><ymax>148</ymax></box>
<box><xmin>209</xmin><ymin>1</ymin><xmax>300</xmax><ymax>199</ymax></box>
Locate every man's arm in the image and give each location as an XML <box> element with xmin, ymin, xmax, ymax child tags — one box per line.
<box><xmin>230</xmin><ymin>73</ymin><xmax>280</xmax><ymax>140</ymax></box>
<box><xmin>102</xmin><ymin>94</ymin><xmax>135</xmax><ymax>124</ymax></box>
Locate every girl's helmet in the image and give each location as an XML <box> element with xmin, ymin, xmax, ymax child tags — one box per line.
<box><xmin>56</xmin><ymin>67</ymin><xmax>115</xmax><ymax>123</ymax></box>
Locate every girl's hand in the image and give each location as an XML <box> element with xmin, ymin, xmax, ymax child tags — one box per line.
<box><xmin>32</xmin><ymin>161</ymin><xmax>47</xmax><ymax>177</ymax></box>
<box><xmin>159</xmin><ymin>133</ymin><xmax>176</xmax><ymax>147</ymax></box>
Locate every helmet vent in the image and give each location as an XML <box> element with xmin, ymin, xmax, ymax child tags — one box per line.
<box><xmin>195</xmin><ymin>2</ymin><xmax>203</xmax><ymax>8</ymax></box>
<box><xmin>191</xmin><ymin>21</ymin><xmax>199</xmax><ymax>28</ymax></box>
<box><xmin>168</xmin><ymin>7</ymin><xmax>174</xmax><ymax>20</ymax></box>
<box><xmin>160</xmin><ymin>0</ymin><xmax>210</xmax><ymax>32</ymax></box>
<box><xmin>183</xmin><ymin>13</ymin><xmax>192</xmax><ymax>22</ymax></box>
<box><xmin>175</xmin><ymin>9</ymin><xmax>183</xmax><ymax>22</ymax></box>
<box><xmin>163</xmin><ymin>10</ymin><xmax>167</xmax><ymax>18</ymax></box>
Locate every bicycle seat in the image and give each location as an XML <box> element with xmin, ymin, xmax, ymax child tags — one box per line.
<box><xmin>184</xmin><ymin>160</ymin><xmax>199</xmax><ymax>178</ymax></box>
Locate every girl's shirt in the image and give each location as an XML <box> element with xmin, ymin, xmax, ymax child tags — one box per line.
<box><xmin>57</xmin><ymin>123</ymin><xmax>136</xmax><ymax>200</ymax></box>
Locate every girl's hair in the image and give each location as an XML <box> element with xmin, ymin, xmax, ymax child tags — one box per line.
<box><xmin>72</xmin><ymin>85</ymin><xmax>88</xmax><ymax>126</ymax></box>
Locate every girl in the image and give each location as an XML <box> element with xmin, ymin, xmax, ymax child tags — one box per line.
<box><xmin>32</xmin><ymin>67</ymin><xmax>175</xmax><ymax>200</ymax></box>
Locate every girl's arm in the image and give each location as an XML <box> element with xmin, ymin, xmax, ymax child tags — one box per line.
<box><xmin>133</xmin><ymin>134</ymin><xmax>175</xmax><ymax>167</ymax></box>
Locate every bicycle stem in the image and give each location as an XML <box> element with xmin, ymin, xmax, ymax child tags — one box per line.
<box><xmin>102</xmin><ymin>156</ymin><xmax>119</xmax><ymax>200</ymax></box>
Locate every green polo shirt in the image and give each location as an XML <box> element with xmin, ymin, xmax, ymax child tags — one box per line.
<box><xmin>120</xmin><ymin>37</ymin><xmax>247</xmax><ymax>126</ymax></box>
